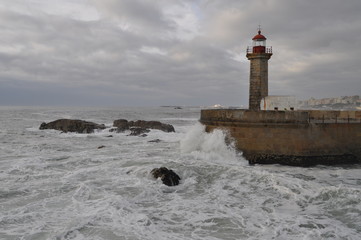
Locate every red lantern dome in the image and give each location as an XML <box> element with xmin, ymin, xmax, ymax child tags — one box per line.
<box><xmin>252</xmin><ymin>30</ymin><xmax>267</xmax><ymax>40</ymax></box>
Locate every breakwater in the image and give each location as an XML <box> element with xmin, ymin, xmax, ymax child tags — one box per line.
<box><xmin>200</xmin><ymin>109</ymin><xmax>361</xmax><ymax>166</ymax></box>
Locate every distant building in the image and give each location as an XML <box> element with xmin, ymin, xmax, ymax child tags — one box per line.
<box><xmin>261</xmin><ymin>96</ymin><xmax>297</xmax><ymax>110</ymax></box>
<box><xmin>299</xmin><ymin>95</ymin><xmax>360</xmax><ymax>110</ymax></box>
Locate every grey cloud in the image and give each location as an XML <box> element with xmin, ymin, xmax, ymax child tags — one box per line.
<box><xmin>0</xmin><ymin>0</ymin><xmax>360</xmax><ymax>106</ymax></box>
<box><xmin>91</xmin><ymin>0</ymin><xmax>175</xmax><ymax>37</ymax></box>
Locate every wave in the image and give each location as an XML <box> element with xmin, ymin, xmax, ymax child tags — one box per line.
<box><xmin>180</xmin><ymin>123</ymin><xmax>244</xmax><ymax>165</ymax></box>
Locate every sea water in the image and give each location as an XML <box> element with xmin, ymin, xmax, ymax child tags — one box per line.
<box><xmin>0</xmin><ymin>106</ymin><xmax>360</xmax><ymax>240</ymax></box>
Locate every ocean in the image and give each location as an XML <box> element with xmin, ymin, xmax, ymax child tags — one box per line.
<box><xmin>1</xmin><ymin>106</ymin><xmax>360</xmax><ymax>240</ymax></box>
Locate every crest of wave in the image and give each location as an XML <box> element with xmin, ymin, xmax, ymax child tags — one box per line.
<box><xmin>180</xmin><ymin>122</ymin><xmax>241</xmax><ymax>164</ymax></box>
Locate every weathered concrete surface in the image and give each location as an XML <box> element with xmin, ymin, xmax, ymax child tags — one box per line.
<box><xmin>200</xmin><ymin>109</ymin><xmax>361</xmax><ymax>166</ymax></box>
<box><xmin>307</xmin><ymin>110</ymin><xmax>361</xmax><ymax>123</ymax></box>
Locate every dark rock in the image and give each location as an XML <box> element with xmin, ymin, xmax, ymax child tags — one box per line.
<box><xmin>151</xmin><ymin>167</ymin><xmax>181</xmax><ymax>186</ymax></box>
<box><xmin>128</xmin><ymin>127</ymin><xmax>150</xmax><ymax>136</ymax></box>
<box><xmin>113</xmin><ymin>119</ymin><xmax>175</xmax><ymax>133</ymax></box>
<box><xmin>109</xmin><ymin>127</ymin><xmax>127</xmax><ymax>133</ymax></box>
<box><xmin>106</xmin><ymin>135</ymin><xmax>113</xmax><ymax>137</ymax></box>
<box><xmin>40</xmin><ymin>122</ymin><xmax>47</xmax><ymax>129</ymax></box>
<box><xmin>113</xmin><ymin>119</ymin><xmax>129</xmax><ymax>132</ymax></box>
<box><xmin>129</xmin><ymin>120</ymin><xmax>175</xmax><ymax>132</ymax></box>
<box><xmin>98</xmin><ymin>145</ymin><xmax>106</xmax><ymax>149</ymax></box>
<box><xmin>39</xmin><ymin>119</ymin><xmax>106</xmax><ymax>133</ymax></box>
<box><xmin>148</xmin><ymin>139</ymin><xmax>162</xmax><ymax>143</ymax></box>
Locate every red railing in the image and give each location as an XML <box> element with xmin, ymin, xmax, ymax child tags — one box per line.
<box><xmin>247</xmin><ymin>46</ymin><xmax>272</xmax><ymax>54</ymax></box>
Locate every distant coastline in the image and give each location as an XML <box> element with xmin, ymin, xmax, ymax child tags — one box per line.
<box><xmin>299</xmin><ymin>95</ymin><xmax>360</xmax><ymax>110</ymax></box>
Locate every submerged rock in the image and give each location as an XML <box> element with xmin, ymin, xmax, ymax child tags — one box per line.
<box><xmin>39</xmin><ymin>119</ymin><xmax>105</xmax><ymax>133</ymax></box>
<box><xmin>151</xmin><ymin>167</ymin><xmax>181</xmax><ymax>186</ymax></box>
<box><xmin>128</xmin><ymin>127</ymin><xmax>150</xmax><ymax>136</ymax></box>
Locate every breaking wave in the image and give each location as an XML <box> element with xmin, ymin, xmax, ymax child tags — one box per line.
<box><xmin>180</xmin><ymin>122</ymin><xmax>243</xmax><ymax>165</ymax></box>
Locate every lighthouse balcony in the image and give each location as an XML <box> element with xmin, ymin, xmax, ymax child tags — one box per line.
<box><xmin>247</xmin><ymin>46</ymin><xmax>272</xmax><ymax>54</ymax></box>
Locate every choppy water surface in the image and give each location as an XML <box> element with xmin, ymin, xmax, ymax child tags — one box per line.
<box><xmin>0</xmin><ymin>106</ymin><xmax>360</xmax><ymax>240</ymax></box>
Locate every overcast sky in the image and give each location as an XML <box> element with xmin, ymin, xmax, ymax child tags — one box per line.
<box><xmin>0</xmin><ymin>0</ymin><xmax>360</xmax><ymax>107</ymax></box>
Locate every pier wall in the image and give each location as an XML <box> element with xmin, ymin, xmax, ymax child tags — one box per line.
<box><xmin>200</xmin><ymin>109</ymin><xmax>361</xmax><ymax>165</ymax></box>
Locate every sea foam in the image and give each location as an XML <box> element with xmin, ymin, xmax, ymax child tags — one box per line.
<box><xmin>1</xmin><ymin>106</ymin><xmax>361</xmax><ymax>240</ymax></box>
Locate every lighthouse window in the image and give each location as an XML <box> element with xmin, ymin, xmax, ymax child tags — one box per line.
<box><xmin>253</xmin><ymin>40</ymin><xmax>266</xmax><ymax>47</ymax></box>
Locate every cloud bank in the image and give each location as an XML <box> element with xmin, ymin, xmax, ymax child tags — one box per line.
<box><xmin>0</xmin><ymin>0</ymin><xmax>360</xmax><ymax>106</ymax></box>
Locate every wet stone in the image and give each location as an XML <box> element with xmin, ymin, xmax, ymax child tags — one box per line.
<box><xmin>151</xmin><ymin>167</ymin><xmax>181</xmax><ymax>186</ymax></box>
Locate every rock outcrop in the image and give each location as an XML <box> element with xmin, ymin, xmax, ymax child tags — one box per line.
<box><xmin>151</xmin><ymin>167</ymin><xmax>181</xmax><ymax>186</ymax></box>
<box><xmin>113</xmin><ymin>119</ymin><xmax>129</xmax><ymax>132</ymax></box>
<box><xmin>128</xmin><ymin>127</ymin><xmax>150</xmax><ymax>136</ymax></box>
<box><xmin>39</xmin><ymin>118</ymin><xmax>175</xmax><ymax>135</ymax></box>
<box><xmin>113</xmin><ymin>119</ymin><xmax>175</xmax><ymax>133</ymax></box>
<box><xmin>130</xmin><ymin>120</ymin><xmax>175</xmax><ymax>132</ymax></box>
<box><xmin>39</xmin><ymin>119</ymin><xmax>106</xmax><ymax>133</ymax></box>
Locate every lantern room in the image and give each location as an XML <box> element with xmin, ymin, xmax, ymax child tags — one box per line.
<box><xmin>252</xmin><ymin>30</ymin><xmax>267</xmax><ymax>53</ymax></box>
<box><xmin>246</xmin><ymin>28</ymin><xmax>272</xmax><ymax>54</ymax></box>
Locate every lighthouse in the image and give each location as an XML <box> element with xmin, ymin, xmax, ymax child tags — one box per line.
<box><xmin>246</xmin><ymin>28</ymin><xmax>272</xmax><ymax>111</ymax></box>
<box><xmin>200</xmin><ymin>28</ymin><xmax>361</xmax><ymax>166</ymax></box>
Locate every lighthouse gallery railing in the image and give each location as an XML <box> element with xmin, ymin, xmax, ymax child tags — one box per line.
<box><xmin>246</xmin><ymin>46</ymin><xmax>272</xmax><ymax>54</ymax></box>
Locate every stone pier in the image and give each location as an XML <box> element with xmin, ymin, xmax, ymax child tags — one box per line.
<box><xmin>200</xmin><ymin>109</ymin><xmax>361</xmax><ymax>166</ymax></box>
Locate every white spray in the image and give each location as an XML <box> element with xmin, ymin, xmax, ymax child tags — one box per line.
<box><xmin>180</xmin><ymin>122</ymin><xmax>241</xmax><ymax>164</ymax></box>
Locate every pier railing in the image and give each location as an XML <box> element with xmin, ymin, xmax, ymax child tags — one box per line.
<box><xmin>200</xmin><ymin>109</ymin><xmax>361</xmax><ymax>125</ymax></box>
<box><xmin>246</xmin><ymin>46</ymin><xmax>272</xmax><ymax>54</ymax></box>
<box><xmin>305</xmin><ymin>110</ymin><xmax>361</xmax><ymax>124</ymax></box>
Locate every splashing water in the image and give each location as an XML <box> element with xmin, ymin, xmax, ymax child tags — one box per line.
<box><xmin>180</xmin><ymin>122</ymin><xmax>242</xmax><ymax>165</ymax></box>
